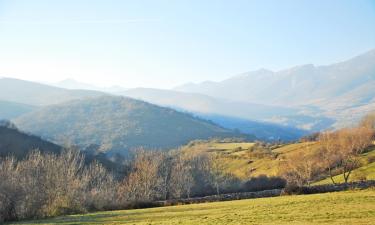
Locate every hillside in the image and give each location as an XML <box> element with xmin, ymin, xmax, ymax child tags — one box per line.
<box><xmin>176</xmin><ymin>49</ymin><xmax>375</xmax><ymax>128</ymax></box>
<box><xmin>0</xmin><ymin>122</ymin><xmax>61</xmax><ymax>158</ymax></box>
<box><xmin>120</xmin><ymin>88</ymin><xmax>296</xmax><ymax>120</ymax></box>
<box><xmin>0</xmin><ymin>100</ymin><xmax>36</xmax><ymax>120</ymax></box>
<box><xmin>0</xmin><ymin>78</ymin><xmax>106</xmax><ymax>106</ymax></box>
<box><xmin>14</xmin><ymin>96</ymin><xmax>251</xmax><ymax>155</ymax></box>
<box><xmin>180</xmin><ymin>141</ymin><xmax>306</xmax><ymax>179</ymax></box>
<box><xmin>181</xmin><ymin>140</ymin><xmax>375</xmax><ymax>181</ymax></box>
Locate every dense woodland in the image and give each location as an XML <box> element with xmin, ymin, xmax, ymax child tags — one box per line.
<box><xmin>0</xmin><ymin>113</ymin><xmax>374</xmax><ymax>222</ymax></box>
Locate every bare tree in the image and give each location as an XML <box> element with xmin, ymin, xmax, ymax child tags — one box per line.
<box><xmin>318</xmin><ymin>126</ymin><xmax>373</xmax><ymax>185</ymax></box>
<box><xmin>279</xmin><ymin>145</ymin><xmax>322</xmax><ymax>186</ymax></box>
<box><xmin>318</xmin><ymin>131</ymin><xmax>342</xmax><ymax>184</ymax></box>
<box><xmin>207</xmin><ymin>154</ymin><xmax>228</xmax><ymax>195</ymax></box>
<box><xmin>0</xmin><ymin>157</ymin><xmax>20</xmax><ymax>222</ymax></box>
<box><xmin>0</xmin><ymin>149</ymin><xmax>119</xmax><ymax>222</ymax></box>
<box><xmin>337</xmin><ymin>127</ymin><xmax>373</xmax><ymax>184</ymax></box>
<box><xmin>360</xmin><ymin>111</ymin><xmax>375</xmax><ymax>130</ymax></box>
<box><xmin>170</xmin><ymin>154</ymin><xmax>194</xmax><ymax>198</ymax></box>
<box><xmin>120</xmin><ymin>150</ymin><xmax>163</xmax><ymax>202</ymax></box>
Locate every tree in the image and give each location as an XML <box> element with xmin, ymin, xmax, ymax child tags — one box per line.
<box><xmin>120</xmin><ymin>150</ymin><xmax>163</xmax><ymax>202</ymax></box>
<box><xmin>279</xmin><ymin>144</ymin><xmax>322</xmax><ymax>186</ymax></box>
<box><xmin>0</xmin><ymin>149</ymin><xmax>119</xmax><ymax>222</ymax></box>
<box><xmin>318</xmin><ymin>131</ymin><xmax>342</xmax><ymax>184</ymax></box>
<box><xmin>360</xmin><ymin>112</ymin><xmax>375</xmax><ymax>130</ymax></box>
<box><xmin>337</xmin><ymin>127</ymin><xmax>373</xmax><ymax>184</ymax></box>
<box><xmin>318</xmin><ymin>126</ymin><xmax>373</xmax><ymax>185</ymax></box>
<box><xmin>158</xmin><ymin>152</ymin><xmax>173</xmax><ymax>200</ymax></box>
<box><xmin>169</xmin><ymin>154</ymin><xmax>194</xmax><ymax>198</ymax></box>
<box><xmin>207</xmin><ymin>154</ymin><xmax>228</xmax><ymax>195</ymax></box>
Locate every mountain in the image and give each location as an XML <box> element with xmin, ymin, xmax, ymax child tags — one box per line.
<box><xmin>118</xmin><ymin>88</ymin><xmax>316</xmax><ymax>139</ymax></box>
<box><xmin>53</xmin><ymin>78</ymin><xmax>127</xmax><ymax>93</ymax></box>
<box><xmin>14</xmin><ymin>96</ymin><xmax>252</xmax><ymax>155</ymax></box>
<box><xmin>0</xmin><ymin>121</ymin><xmax>62</xmax><ymax>158</ymax></box>
<box><xmin>53</xmin><ymin>78</ymin><xmax>100</xmax><ymax>90</ymax></box>
<box><xmin>0</xmin><ymin>100</ymin><xmax>36</xmax><ymax>120</ymax></box>
<box><xmin>119</xmin><ymin>88</ymin><xmax>296</xmax><ymax>120</ymax></box>
<box><xmin>0</xmin><ymin>78</ymin><xmax>106</xmax><ymax>106</ymax></box>
<box><xmin>175</xmin><ymin>49</ymin><xmax>375</xmax><ymax>127</ymax></box>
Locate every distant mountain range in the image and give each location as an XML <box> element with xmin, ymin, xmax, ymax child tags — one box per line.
<box><xmin>0</xmin><ymin>78</ymin><xmax>308</xmax><ymax>141</ymax></box>
<box><xmin>14</xmin><ymin>96</ymin><xmax>251</xmax><ymax>155</ymax></box>
<box><xmin>52</xmin><ymin>78</ymin><xmax>128</xmax><ymax>93</ymax></box>
<box><xmin>1</xmin><ymin>49</ymin><xmax>373</xmax><ymax>149</ymax></box>
<box><xmin>0</xmin><ymin>78</ymin><xmax>105</xmax><ymax>106</ymax></box>
<box><xmin>175</xmin><ymin>49</ymin><xmax>375</xmax><ymax>128</ymax></box>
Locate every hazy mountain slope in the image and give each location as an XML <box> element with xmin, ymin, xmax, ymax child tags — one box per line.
<box><xmin>52</xmin><ymin>78</ymin><xmax>127</xmax><ymax>93</ymax></box>
<box><xmin>119</xmin><ymin>88</ymin><xmax>333</xmax><ymax>132</ymax></box>
<box><xmin>0</xmin><ymin>100</ymin><xmax>36</xmax><ymax>120</ymax></box>
<box><xmin>176</xmin><ymin>49</ymin><xmax>375</xmax><ymax>107</ymax></box>
<box><xmin>119</xmin><ymin>88</ymin><xmax>296</xmax><ymax>120</ymax></box>
<box><xmin>175</xmin><ymin>49</ymin><xmax>375</xmax><ymax>127</ymax></box>
<box><xmin>0</xmin><ymin>122</ymin><xmax>61</xmax><ymax>158</ymax></box>
<box><xmin>119</xmin><ymin>88</ymin><xmax>318</xmax><ymax>139</ymax></box>
<box><xmin>15</xmin><ymin>96</ymin><xmax>251</xmax><ymax>155</ymax></box>
<box><xmin>197</xmin><ymin>114</ymin><xmax>308</xmax><ymax>141</ymax></box>
<box><xmin>0</xmin><ymin>78</ymin><xmax>106</xmax><ymax>106</ymax></box>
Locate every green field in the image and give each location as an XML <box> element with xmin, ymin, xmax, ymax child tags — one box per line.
<box><xmin>11</xmin><ymin>189</ymin><xmax>375</xmax><ymax>225</ymax></box>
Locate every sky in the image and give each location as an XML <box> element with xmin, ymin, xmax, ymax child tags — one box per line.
<box><xmin>0</xmin><ymin>0</ymin><xmax>374</xmax><ymax>89</ymax></box>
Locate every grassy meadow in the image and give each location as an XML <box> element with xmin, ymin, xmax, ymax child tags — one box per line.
<box><xmin>11</xmin><ymin>189</ymin><xmax>375</xmax><ymax>225</ymax></box>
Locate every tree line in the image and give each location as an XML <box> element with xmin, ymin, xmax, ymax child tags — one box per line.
<box><xmin>0</xmin><ymin>146</ymin><xmax>284</xmax><ymax>222</ymax></box>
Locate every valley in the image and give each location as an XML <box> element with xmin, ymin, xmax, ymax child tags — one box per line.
<box><xmin>1</xmin><ymin>1</ymin><xmax>374</xmax><ymax>224</ymax></box>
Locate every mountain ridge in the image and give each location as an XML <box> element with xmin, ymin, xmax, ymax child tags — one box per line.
<box><xmin>175</xmin><ymin>49</ymin><xmax>375</xmax><ymax>128</ymax></box>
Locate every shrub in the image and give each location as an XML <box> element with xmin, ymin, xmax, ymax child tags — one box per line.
<box><xmin>367</xmin><ymin>155</ymin><xmax>375</xmax><ymax>164</ymax></box>
<box><xmin>243</xmin><ymin>175</ymin><xmax>286</xmax><ymax>192</ymax></box>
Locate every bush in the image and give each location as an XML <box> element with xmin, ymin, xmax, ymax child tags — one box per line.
<box><xmin>281</xmin><ymin>184</ymin><xmax>305</xmax><ymax>195</ymax></box>
<box><xmin>367</xmin><ymin>155</ymin><xmax>375</xmax><ymax>164</ymax></box>
<box><xmin>243</xmin><ymin>175</ymin><xmax>286</xmax><ymax>192</ymax></box>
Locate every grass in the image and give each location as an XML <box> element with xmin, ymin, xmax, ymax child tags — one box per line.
<box><xmin>11</xmin><ymin>189</ymin><xmax>375</xmax><ymax>225</ymax></box>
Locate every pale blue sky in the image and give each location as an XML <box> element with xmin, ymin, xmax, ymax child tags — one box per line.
<box><xmin>0</xmin><ymin>0</ymin><xmax>374</xmax><ymax>88</ymax></box>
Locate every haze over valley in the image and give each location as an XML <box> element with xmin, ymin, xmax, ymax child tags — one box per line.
<box><xmin>1</xmin><ymin>1</ymin><xmax>375</xmax><ymax>224</ymax></box>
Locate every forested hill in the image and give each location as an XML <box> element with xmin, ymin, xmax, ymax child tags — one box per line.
<box><xmin>0</xmin><ymin>121</ymin><xmax>62</xmax><ymax>158</ymax></box>
<box><xmin>15</xmin><ymin>96</ymin><xmax>252</xmax><ymax>155</ymax></box>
